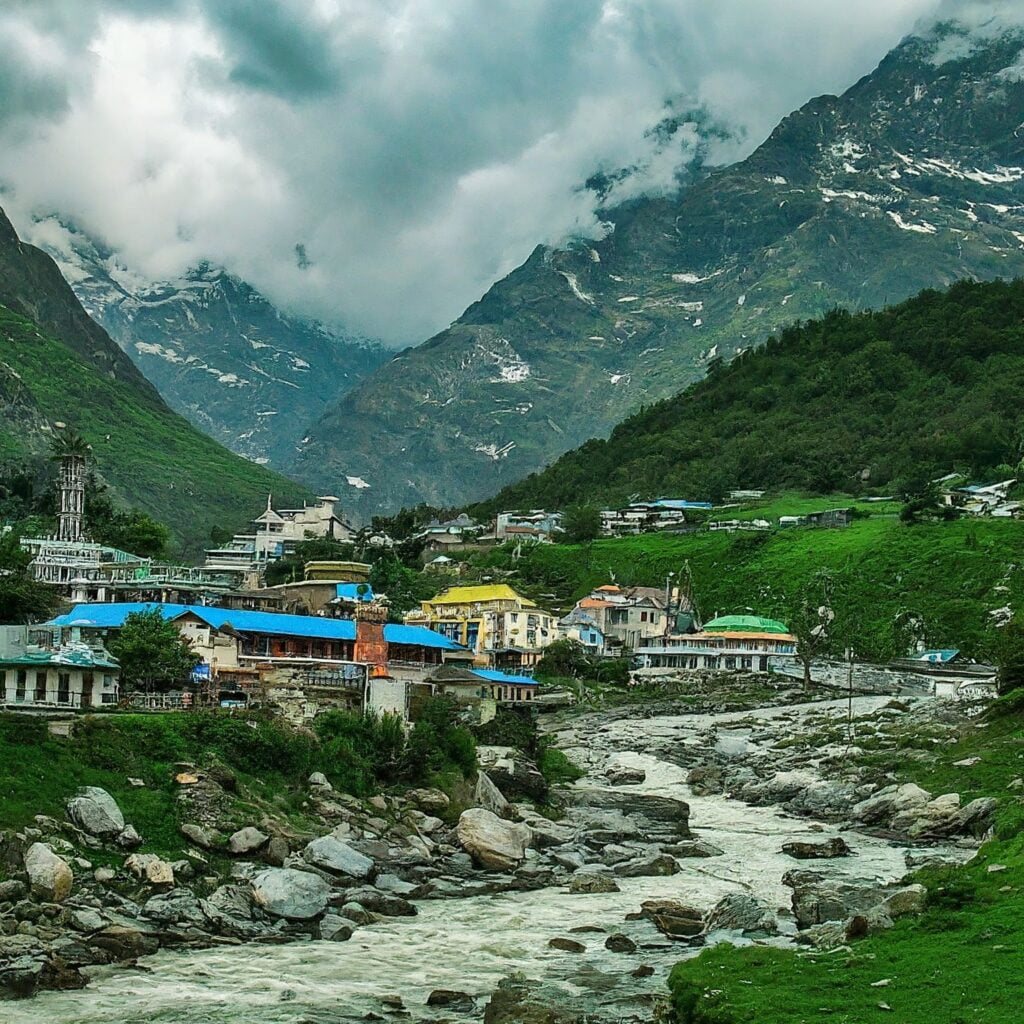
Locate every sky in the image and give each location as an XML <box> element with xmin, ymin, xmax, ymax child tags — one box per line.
<box><xmin>0</xmin><ymin>0</ymin><xmax>1007</xmax><ymax>345</ymax></box>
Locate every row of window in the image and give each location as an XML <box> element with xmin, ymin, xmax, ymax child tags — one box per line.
<box><xmin>4</xmin><ymin>668</ymin><xmax>117</xmax><ymax>706</ymax></box>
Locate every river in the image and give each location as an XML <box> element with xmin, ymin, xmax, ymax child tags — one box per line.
<box><xmin>8</xmin><ymin>698</ymin><xmax>942</xmax><ymax>1023</ymax></box>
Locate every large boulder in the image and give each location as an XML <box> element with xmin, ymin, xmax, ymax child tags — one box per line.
<box><xmin>303</xmin><ymin>836</ymin><xmax>374</xmax><ymax>879</ymax></box>
<box><xmin>570</xmin><ymin>789</ymin><xmax>690</xmax><ymax>840</ymax></box>
<box><xmin>250</xmin><ymin>868</ymin><xmax>330</xmax><ymax>920</ymax></box>
<box><xmin>476</xmin><ymin>746</ymin><xmax>548</xmax><ymax>801</ymax></box>
<box><xmin>24</xmin><ymin>843</ymin><xmax>73</xmax><ymax>903</ymax></box>
<box><xmin>66</xmin><ymin>787</ymin><xmax>125</xmax><ymax>838</ymax></box>
<box><xmin>784</xmin><ymin>870</ymin><xmax>890</xmax><ymax>929</ymax></box>
<box><xmin>705</xmin><ymin>893</ymin><xmax>778</xmax><ymax>935</ymax></box>
<box><xmin>456</xmin><ymin>808</ymin><xmax>532</xmax><ymax>871</ymax></box>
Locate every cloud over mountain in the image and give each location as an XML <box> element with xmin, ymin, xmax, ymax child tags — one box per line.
<box><xmin>0</xmin><ymin>0</ymin><xmax>971</xmax><ymax>343</ymax></box>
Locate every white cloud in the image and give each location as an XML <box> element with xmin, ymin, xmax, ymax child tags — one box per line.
<box><xmin>0</xmin><ymin>0</ymin><xmax>972</xmax><ymax>344</ymax></box>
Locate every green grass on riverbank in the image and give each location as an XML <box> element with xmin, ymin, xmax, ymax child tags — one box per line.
<box><xmin>668</xmin><ymin>696</ymin><xmax>1024</xmax><ymax>1023</ymax></box>
<box><xmin>479</xmin><ymin>508</ymin><xmax>1024</xmax><ymax>662</ymax></box>
<box><xmin>0</xmin><ymin>705</ymin><xmax>475</xmax><ymax>858</ymax></box>
<box><xmin>670</xmin><ymin>835</ymin><xmax>1024</xmax><ymax>1024</ymax></box>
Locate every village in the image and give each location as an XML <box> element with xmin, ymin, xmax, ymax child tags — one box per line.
<box><xmin>1</xmin><ymin>444</ymin><xmax>1004</xmax><ymax>726</ymax></box>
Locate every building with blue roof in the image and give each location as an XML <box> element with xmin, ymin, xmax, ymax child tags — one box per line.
<box><xmin>49</xmin><ymin>603</ymin><xmax>464</xmax><ymax>705</ymax></box>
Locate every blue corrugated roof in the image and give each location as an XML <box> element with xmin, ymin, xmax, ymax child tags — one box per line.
<box><xmin>50</xmin><ymin>603</ymin><xmax>463</xmax><ymax>651</ymax></box>
<box><xmin>473</xmin><ymin>668</ymin><xmax>538</xmax><ymax>685</ymax></box>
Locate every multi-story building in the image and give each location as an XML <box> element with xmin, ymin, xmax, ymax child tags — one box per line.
<box><xmin>48</xmin><ymin>602</ymin><xmax>463</xmax><ymax>715</ymax></box>
<box><xmin>570</xmin><ymin>585</ymin><xmax>669</xmax><ymax>653</ymax></box>
<box><xmin>203</xmin><ymin>496</ymin><xmax>355</xmax><ymax>583</ymax></box>
<box><xmin>405</xmin><ymin>584</ymin><xmax>556</xmax><ymax>670</ymax></box>
<box><xmin>0</xmin><ymin>624</ymin><xmax>120</xmax><ymax>711</ymax></box>
<box><xmin>633</xmin><ymin>614</ymin><xmax>797</xmax><ymax>675</ymax></box>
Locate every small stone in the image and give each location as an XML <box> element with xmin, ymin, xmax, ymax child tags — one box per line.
<box><xmin>116</xmin><ymin>825</ymin><xmax>143</xmax><ymax>849</ymax></box>
<box><xmin>124</xmin><ymin>853</ymin><xmax>175</xmax><ymax>887</ymax></box>
<box><xmin>548</xmin><ymin>937</ymin><xmax>586</xmax><ymax>953</ymax></box>
<box><xmin>93</xmin><ymin>867</ymin><xmax>116</xmax><ymax>884</ymax></box>
<box><xmin>264</xmin><ymin>837</ymin><xmax>290</xmax><ymax>867</ymax></box>
<box><xmin>181</xmin><ymin>823</ymin><xmax>218</xmax><ymax>849</ymax></box>
<box><xmin>988</xmin><ymin>864</ymin><xmax>1008</xmax><ymax>874</ymax></box>
<box><xmin>605</xmin><ymin>933</ymin><xmax>636</xmax><ymax>953</ymax></box>
<box><xmin>426</xmin><ymin>989</ymin><xmax>474</xmax><ymax>1011</ymax></box>
<box><xmin>569</xmin><ymin>874</ymin><xmax>620</xmax><ymax>894</ymax></box>
<box><xmin>308</xmin><ymin>771</ymin><xmax>332</xmax><ymax>789</ymax></box>
<box><xmin>228</xmin><ymin>827</ymin><xmax>269</xmax><ymax>855</ymax></box>
<box><xmin>631</xmin><ymin>965</ymin><xmax>655</xmax><ymax>978</ymax></box>
<box><xmin>127</xmin><ymin>777</ymin><xmax>146</xmax><ymax>787</ymax></box>
<box><xmin>781</xmin><ymin>837</ymin><xmax>852</xmax><ymax>860</ymax></box>
<box><xmin>319</xmin><ymin>913</ymin><xmax>353</xmax><ymax>942</ymax></box>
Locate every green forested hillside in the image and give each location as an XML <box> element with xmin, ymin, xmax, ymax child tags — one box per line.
<box><xmin>479</xmin><ymin>279</ymin><xmax>1024</xmax><ymax>512</ymax></box>
<box><xmin>0</xmin><ymin>305</ymin><xmax>307</xmax><ymax>555</ymax></box>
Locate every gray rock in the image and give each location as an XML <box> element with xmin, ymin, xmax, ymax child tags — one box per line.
<box><xmin>180</xmin><ymin>823</ymin><xmax>218</xmax><ymax>849</ymax></box>
<box><xmin>605</xmin><ymin>933</ymin><xmax>636</xmax><ymax>953</ymax></box>
<box><xmin>548</xmin><ymin>937</ymin><xmax>586</xmax><ymax>953</ymax></box>
<box><xmin>318</xmin><ymin>913</ymin><xmax>353</xmax><ymax>941</ymax></box>
<box><xmin>142</xmin><ymin>889</ymin><xmax>207</xmax><ymax>928</ymax></box>
<box><xmin>456</xmin><ymin>809</ymin><xmax>532</xmax><ymax>871</ymax></box>
<box><xmin>568</xmin><ymin>873</ymin><xmax>620</xmax><ymax>894</ymax></box>
<box><xmin>427</xmin><ymin>989</ymin><xmax>475</xmax><ymax>1011</ymax></box>
<box><xmin>93</xmin><ymin>867</ymin><xmax>116</xmax><ymax>884</ymax></box>
<box><xmin>264</xmin><ymin>837</ymin><xmax>290</xmax><ymax>867</ymax></box>
<box><xmin>0</xmin><ymin>880</ymin><xmax>27</xmax><ymax>902</ymax></box>
<box><xmin>782</xmin><ymin>837</ymin><xmax>852</xmax><ymax>860</ymax></box>
<box><xmin>251</xmin><ymin>868</ymin><xmax>331</xmax><ymax>921</ymax></box>
<box><xmin>474</xmin><ymin>771</ymin><xmax>512</xmax><ymax>818</ymax></box>
<box><xmin>24</xmin><ymin>844</ymin><xmax>73</xmax><ymax>903</ymax></box>
<box><xmin>344</xmin><ymin>887</ymin><xmax>417</xmax><ymax>917</ymax></box>
<box><xmin>308</xmin><ymin>772</ymin><xmax>332</xmax><ymax>789</ymax></box>
<box><xmin>784</xmin><ymin>870</ymin><xmax>890</xmax><ymax>929</ymax></box>
<box><xmin>66</xmin><ymin>788</ymin><xmax>125</xmax><ymax>838</ymax></box>
<box><xmin>605</xmin><ymin>765</ymin><xmax>646</xmax><ymax>786</ymax></box>
<box><xmin>228</xmin><ymin>827</ymin><xmax>269</xmax><ymax>855</ymax></box>
<box><xmin>303</xmin><ymin>836</ymin><xmax>374</xmax><ymax>878</ymax></box>
<box><xmin>664</xmin><ymin>840</ymin><xmax>724</xmax><ymax>859</ymax></box>
<box><xmin>375</xmin><ymin>873</ymin><xmax>417</xmax><ymax>895</ymax></box>
<box><xmin>406</xmin><ymin>788</ymin><xmax>450</xmax><ymax>814</ymax></box>
<box><xmin>476</xmin><ymin>746</ymin><xmax>548</xmax><ymax>801</ymax></box>
<box><xmin>705</xmin><ymin>893</ymin><xmax>778</xmax><ymax>935</ymax></box>
<box><xmin>124</xmin><ymin>853</ymin><xmax>174</xmax><ymax>887</ymax></box>
<box><xmin>116</xmin><ymin>825</ymin><xmax>143</xmax><ymax>849</ymax></box>
<box><xmin>615</xmin><ymin>854</ymin><xmax>680</xmax><ymax>878</ymax></box>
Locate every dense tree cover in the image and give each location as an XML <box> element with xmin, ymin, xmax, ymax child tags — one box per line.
<box><xmin>560</xmin><ymin>505</ymin><xmax>602</xmax><ymax>544</ymax></box>
<box><xmin>0</xmin><ymin>529</ymin><xmax>58</xmax><ymax>623</ymax></box>
<box><xmin>109</xmin><ymin>610</ymin><xmax>201</xmax><ymax>694</ymax></box>
<box><xmin>476</xmin><ymin>280</ymin><xmax>1024</xmax><ymax>512</ymax></box>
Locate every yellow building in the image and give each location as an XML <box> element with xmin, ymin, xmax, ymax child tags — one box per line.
<box><xmin>405</xmin><ymin>584</ymin><xmax>556</xmax><ymax>669</ymax></box>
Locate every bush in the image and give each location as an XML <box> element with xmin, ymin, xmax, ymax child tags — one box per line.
<box><xmin>403</xmin><ymin>698</ymin><xmax>477</xmax><ymax>784</ymax></box>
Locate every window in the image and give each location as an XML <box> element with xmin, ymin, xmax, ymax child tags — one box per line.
<box><xmin>57</xmin><ymin>672</ymin><xmax>71</xmax><ymax>704</ymax></box>
<box><xmin>34</xmin><ymin>672</ymin><xmax>46</xmax><ymax>702</ymax></box>
<box><xmin>15</xmin><ymin>669</ymin><xmax>26</xmax><ymax>701</ymax></box>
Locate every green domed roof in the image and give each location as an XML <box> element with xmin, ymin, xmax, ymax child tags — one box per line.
<box><xmin>703</xmin><ymin>614</ymin><xmax>790</xmax><ymax>634</ymax></box>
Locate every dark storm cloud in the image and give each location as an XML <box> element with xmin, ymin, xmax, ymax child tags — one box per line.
<box><xmin>0</xmin><ymin>0</ymin><xmax>994</xmax><ymax>344</ymax></box>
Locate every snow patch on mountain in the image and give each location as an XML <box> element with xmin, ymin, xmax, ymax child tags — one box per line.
<box><xmin>888</xmin><ymin>211</ymin><xmax>937</xmax><ymax>234</ymax></box>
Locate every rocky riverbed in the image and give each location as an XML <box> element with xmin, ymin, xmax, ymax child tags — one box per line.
<box><xmin>1</xmin><ymin>693</ymin><xmax>989</xmax><ymax>1022</ymax></box>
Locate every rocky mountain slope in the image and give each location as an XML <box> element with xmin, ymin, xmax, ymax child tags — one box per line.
<box><xmin>294</xmin><ymin>14</ymin><xmax>1024</xmax><ymax>517</ymax></box>
<box><xmin>475</xmin><ymin>278</ymin><xmax>1024</xmax><ymax>512</ymax></box>
<box><xmin>27</xmin><ymin>219</ymin><xmax>386</xmax><ymax>464</ymax></box>
<box><xmin>0</xmin><ymin>207</ymin><xmax>309</xmax><ymax>554</ymax></box>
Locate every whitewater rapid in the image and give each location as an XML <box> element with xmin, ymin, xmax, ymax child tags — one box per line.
<box><xmin>8</xmin><ymin>700</ymin><xmax>933</xmax><ymax>1023</ymax></box>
